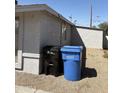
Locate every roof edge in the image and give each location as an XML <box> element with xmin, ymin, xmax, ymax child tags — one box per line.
<box><xmin>15</xmin><ymin>4</ymin><xmax>74</xmax><ymax>26</ymax></box>
<box><xmin>76</xmin><ymin>26</ymin><xmax>103</xmax><ymax>31</ymax></box>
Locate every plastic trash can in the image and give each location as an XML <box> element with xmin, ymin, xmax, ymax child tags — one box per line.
<box><xmin>61</xmin><ymin>46</ymin><xmax>83</xmax><ymax>81</ymax></box>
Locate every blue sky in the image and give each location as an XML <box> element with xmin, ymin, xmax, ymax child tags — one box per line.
<box><xmin>18</xmin><ymin>0</ymin><xmax>108</xmax><ymax>27</ymax></box>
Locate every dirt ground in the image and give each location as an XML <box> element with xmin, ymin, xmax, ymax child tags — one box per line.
<box><xmin>15</xmin><ymin>49</ymin><xmax>108</xmax><ymax>93</ymax></box>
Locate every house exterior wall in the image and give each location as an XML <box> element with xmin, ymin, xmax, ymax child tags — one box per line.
<box><xmin>39</xmin><ymin>11</ymin><xmax>71</xmax><ymax>49</ymax></box>
<box><xmin>39</xmin><ymin>11</ymin><xmax>71</xmax><ymax>74</ymax></box>
<box><xmin>15</xmin><ymin>13</ymin><xmax>24</xmax><ymax>69</ymax></box>
<box><xmin>39</xmin><ymin>11</ymin><xmax>61</xmax><ymax>49</ymax></box>
<box><xmin>71</xmin><ymin>28</ymin><xmax>103</xmax><ymax>49</ymax></box>
<box><xmin>15</xmin><ymin>11</ymin><xmax>72</xmax><ymax>74</ymax></box>
<box><xmin>23</xmin><ymin>11</ymin><xmax>41</xmax><ymax>54</ymax></box>
<box><xmin>61</xmin><ymin>22</ymin><xmax>71</xmax><ymax>46</ymax></box>
<box><xmin>15</xmin><ymin>11</ymin><xmax>42</xmax><ymax>74</ymax></box>
<box><xmin>16</xmin><ymin>11</ymin><xmax>72</xmax><ymax>54</ymax></box>
<box><xmin>15</xmin><ymin>13</ymin><xmax>24</xmax><ymax>51</ymax></box>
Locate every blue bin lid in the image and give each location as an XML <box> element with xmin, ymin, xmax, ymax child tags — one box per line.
<box><xmin>61</xmin><ymin>46</ymin><xmax>83</xmax><ymax>53</ymax></box>
<box><xmin>63</xmin><ymin>46</ymin><xmax>82</xmax><ymax>49</ymax></box>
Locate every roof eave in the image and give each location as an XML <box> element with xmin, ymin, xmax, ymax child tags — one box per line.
<box><xmin>15</xmin><ymin>4</ymin><xmax>74</xmax><ymax>26</ymax></box>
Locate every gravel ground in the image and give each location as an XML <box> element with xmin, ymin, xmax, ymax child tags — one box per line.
<box><xmin>16</xmin><ymin>49</ymin><xmax>108</xmax><ymax>93</ymax></box>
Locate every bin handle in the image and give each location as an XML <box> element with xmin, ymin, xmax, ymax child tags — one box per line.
<box><xmin>47</xmin><ymin>51</ymin><xmax>55</xmax><ymax>55</ymax></box>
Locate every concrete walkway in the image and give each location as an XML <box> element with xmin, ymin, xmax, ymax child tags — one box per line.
<box><xmin>16</xmin><ymin>86</ymin><xmax>51</xmax><ymax>93</ymax></box>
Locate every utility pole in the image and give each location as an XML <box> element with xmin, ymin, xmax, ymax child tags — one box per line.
<box><xmin>89</xmin><ymin>0</ymin><xmax>92</xmax><ymax>28</ymax></box>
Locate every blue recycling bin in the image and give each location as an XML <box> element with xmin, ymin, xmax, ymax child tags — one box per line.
<box><xmin>61</xmin><ymin>46</ymin><xmax>83</xmax><ymax>81</ymax></box>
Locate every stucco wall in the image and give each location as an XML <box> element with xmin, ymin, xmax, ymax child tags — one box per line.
<box><xmin>23</xmin><ymin>11</ymin><xmax>41</xmax><ymax>54</ymax></box>
<box><xmin>16</xmin><ymin>11</ymin><xmax>42</xmax><ymax>54</ymax></box>
<box><xmin>39</xmin><ymin>11</ymin><xmax>61</xmax><ymax>49</ymax></box>
<box><xmin>39</xmin><ymin>11</ymin><xmax>71</xmax><ymax>49</ymax></box>
<box><xmin>71</xmin><ymin>28</ymin><xmax>103</xmax><ymax>49</ymax></box>
<box><xmin>16</xmin><ymin>11</ymin><xmax>72</xmax><ymax>54</ymax></box>
<box><xmin>61</xmin><ymin>23</ymin><xmax>71</xmax><ymax>46</ymax></box>
<box><xmin>15</xmin><ymin>13</ymin><xmax>24</xmax><ymax>51</ymax></box>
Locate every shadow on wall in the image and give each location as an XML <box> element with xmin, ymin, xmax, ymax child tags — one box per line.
<box><xmin>103</xmin><ymin>30</ymin><xmax>108</xmax><ymax>49</ymax></box>
<box><xmin>71</xmin><ymin>26</ymin><xmax>86</xmax><ymax>70</ymax></box>
<box><xmin>71</xmin><ymin>26</ymin><xmax>97</xmax><ymax>79</ymax></box>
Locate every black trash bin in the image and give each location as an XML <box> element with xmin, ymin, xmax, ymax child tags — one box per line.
<box><xmin>42</xmin><ymin>46</ymin><xmax>63</xmax><ymax>77</ymax></box>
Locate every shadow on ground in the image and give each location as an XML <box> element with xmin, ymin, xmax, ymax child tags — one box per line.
<box><xmin>81</xmin><ymin>67</ymin><xmax>97</xmax><ymax>79</ymax></box>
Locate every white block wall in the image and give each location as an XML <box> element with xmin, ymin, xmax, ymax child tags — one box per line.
<box><xmin>71</xmin><ymin>28</ymin><xmax>103</xmax><ymax>49</ymax></box>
